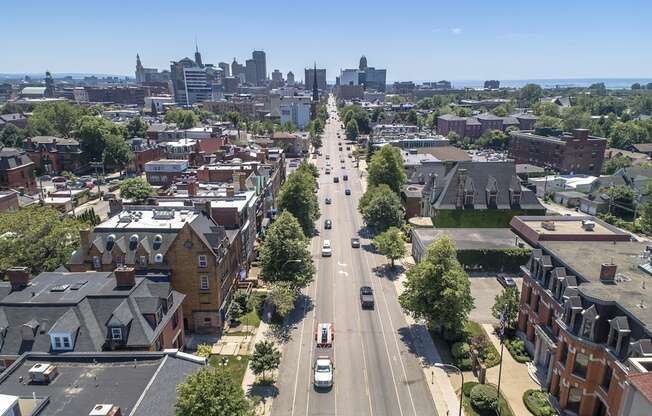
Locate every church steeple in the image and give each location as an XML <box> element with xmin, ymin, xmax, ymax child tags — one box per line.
<box><xmin>194</xmin><ymin>40</ymin><xmax>203</xmax><ymax>67</ymax></box>
<box><xmin>312</xmin><ymin>62</ymin><xmax>319</xmax><ymax>102</ymax></box>
<box><xmin>136</xmin><ymin>53</ymin><xmax>143</xmax><ymax>69</ymax></box>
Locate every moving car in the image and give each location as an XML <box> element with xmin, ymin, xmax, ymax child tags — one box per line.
<box><xmin>345</xmin><ymin>189</ymin><xmax>351</xmax><ymax>195</ymax></box>
<box><xmin>497</xmin><ymin>274</ymin><xmax>517</xmax><ymax>288</ymax></box>
<box><xmin>321</xmin><ymin>240</ymin><xmax>332</xmax><ymax>257</ymax></box>
<box><xmin>360</xmin><ymin>286</ymin><xmax>375</xmax><ymax>309</ymax></box>
<box><xmin>315</xmin><ymin>323</ymin><xmax>335</xmax><ymax>348</ymax></box>
<box><xmin>325</xmin><ymin>155</ymin><xmax>330</xmax><ymax>160</ymax></box>
<box><xmin>343</xmin><ymin>175</ymin><xmax>348</xmax><ymax>181</ymax></box>
<box><xmin>346</xmin><ymin>146</ymin><xmax>350</xmax><ymax>150</ymax></box>
<box><xmin>325</xmin><ymin>168</ymin><xmax>331</xmax><ymax>175</ymax></box>
<box><xmin>325</xmin><ymin>197</ymin><xmax>332</xmax><ymax>204</ymax></box>
<box><xmin>333</xmin><ymin>177</ymin><xmax>339</xmax><ymax>183</ymax></box>
<box><xmin>324</xmin><ymin>219</ymin><xmax>332</xmax><ymax>229</ymax></box>
<box><xmin>313</xmin><ymin>356</ymin><xmax>334</xmax><ymax>389</ymax></box>
<box><xmin>351</xmin><ymin>237</ymin><xmax>360</xmax><ymax>248</ymax></box>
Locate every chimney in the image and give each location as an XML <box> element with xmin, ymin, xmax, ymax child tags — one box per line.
<box><xmin>115</xmin><ymin>266</ymin><xmax>136</xmax><ymax>288</ymax></box>
<box><xmin>600</xmin><ymin>263</ymin><xmax>617</xmax><ymax>283</ymax></box>
<box><xmin>79</xmin><ymin>228</ymin><xmax>91</xmax><ymax>254</ymax></box>
<box><xmin>226</xmin><ymin>186</ymin><xmax>235</xmax><ymax>197</ymax></box>
<box><xmin>7</xmin><ymin>266</ymin><xmax>30</xmax><ymax>291</ymax></box>
<box><xmin>108</xmin><ymin>199</ymin><xmax>123</xmax><ymax>217</ymax></box>
<box><xmin>187</xmin><ymin>179</ymin><xmax>198</xmax><ymax>197</ymax></box>
<box><xmin>573</xmin><ymin>128</ymin><xmax>589</xmax><ymax>140</ymax></box>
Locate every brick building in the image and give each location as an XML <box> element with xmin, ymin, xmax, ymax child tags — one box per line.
<box><xmin>23</xmin><ymin>136</ymin><xmax>83</xmax><ymax>174</ymax></box>
<box><xmin>509</xmin><ymin>129</ymin><xmax>607</xmax><ymax>176</ymax></box>
<box><xmin>510</xmin><ymin>215</ymin><xmax>632</xmax><ymax>247</ymax></box>
<box><xmin>144</xmin><ymin>159</ymin><xmax>189</xmax><ymax>186</ymax></box>
<box><xmin>67</xmin><ymin>206</ymin><xmax>239</xmax><ymax>333</ymax></box>
<box><xmin>0</xmin><ymin>147</ymin><xmax>36</xmax><ymax>193</ymax></box>
<box><xmin>518</xmin><ymin>241</ymin><xmax>652</xmax><ymax>416</ymax></box>
<box><xmin>437</xmin><ymin>113</ymin><xmax>537</xmax><ymax>139</ymax></box>
<box><xmin>127</xmin><ymin>138</ymin><xmax>163</xmax><ymax>173</ymax></box>
<box><xmin>0</xmin><ymin>190</ymin><xmax>19</xmax><ymax>212</ymax></box>
<box><xmin>0</xmin><ymin>266</ymin><xmax>185</xmax><ymax>369</ymax></box>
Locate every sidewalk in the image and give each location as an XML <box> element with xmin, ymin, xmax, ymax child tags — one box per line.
<box><xmin>481</xmin><ymin>324</ymin><xmax>540</xmax><ymax>416</ymax></box>
<box><xmin>394</xmin><ymin>256</ymin><xmax>464</xmax><ymax>416</ymax></box>
<box><xmin>242</xmin><ymin>305</ymin><xmax>276</xmax><ymax>416</ymax></box>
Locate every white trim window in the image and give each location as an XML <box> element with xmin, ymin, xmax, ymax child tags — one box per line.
<box><xmin>200</xmin><ymin>275</ymin><xmax>209</xmax><ymax>290</ymax></box>
<box><xmin>111</xmin><ymin>327</ymin><xmax>122</xmax><ymax>341</ymax></box>
<box><xmin>198</xmin><ymin>255</ymin><xmax>208</xmax><ymax>268</ymax></box>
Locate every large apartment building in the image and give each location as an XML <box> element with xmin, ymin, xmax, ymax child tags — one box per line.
<box><xmin>509</xmin><ymin>128</ymin><xmax>607</xmax><ymax>176</ymax></box>
<box><xmin>438</xmin><ymin>113</ymin><xmax>537</xmax><ymax>139</ymax></box>
<box><xmin>518</xmin><ymin>241</ymin><xmax>652</xmax><ymax>416</ymax></box>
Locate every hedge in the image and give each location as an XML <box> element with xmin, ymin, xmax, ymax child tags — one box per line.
<box><xmin>457</xmin><ymin>248</ymin><xmax>531</xmax><ymax>273</ymax></box>
<box><xmin>505</xmin><ymin>338</ymin><xmax>532</xmax><ymax>363</ymax></box>
<box><xmin>470</xmin><ymin>384</ymin><xmax>498</xmax><ymax>411</ymax></box>
<box><xmin>433</xmin><ymin>209</ymin><xmax>546</xmax><ymax>228</ymax></box>
<box><xmin>523</xmin><ymin>390</ymin><xmax>558</xmax><ymax>416</ymax></box>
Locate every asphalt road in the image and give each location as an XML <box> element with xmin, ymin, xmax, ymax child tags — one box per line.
<box><xmin>271</xmin><ymin>95</ymin><xmax>437</xmax><ymax>416</ymax></box>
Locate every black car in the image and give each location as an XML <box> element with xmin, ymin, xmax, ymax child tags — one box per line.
<box><xmin>497</xmin><ymin>274</ymin><xmax>517</xmax><ymax>288</ymax></box>
<box><xmin>360</xmin><ymin>286</ymin><xmax>374</xmax><ymax>309</ymax></box>
<box><xmin>343</xmin><ymin>175</ymin><xmax>348</xmax><ymax>181</ymax></box>
<box><xmin>334</xmin><ymin>177</ymin><xmax>339</xmax><ymax>183</ymax></box>
<box><xmin>324</xmin><ymin>219</ymin><xmax>332</xmax><ymax>229</ymax></box>
<box><xmin>345</xmin><ymin>189</ymin><xmax>351</xmax><ymax>195</ymax></box>
<box><xmin>351</xmin><ymin>237</ymin><xmax>360</xmax><ymax>248</ymax></box>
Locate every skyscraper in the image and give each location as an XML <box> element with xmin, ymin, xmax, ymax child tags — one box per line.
<box><xmin>245</xmin><ymin>59</ymin><xmax>257</xmax><ymax>85</ymax></box>
<box><xmin>170</xmin><ymin>55</ymin><xmax>211</xmax><ymax>106</ymax></box>
<box><xmin>194</xmin><ymin>43</ymin><xmax>203</xmax><ymax>67</ymax></box>
<box><xmin>304</xmin><ymin>67</ymin><xmax>327</xmax><ymax>91</ymax></box>
<box><xmin>252</xmin><ymin>50</ymin><xmax>266</xmax><ymax>86</ymax></box>
<box><xmin>359</xmin><ymin>55</ymin><xmax>368</xmax><ymax>71</ymax></box>
<box><xmin>218</xmin><ymin>62</ymin><xmax>230</xmax><ymax>77</ymax></box>
<box><xmin>231</xmin><ymin>58</ymin><xmax>245</xmax><ymax>82</ymax></box>
<box><xmin>286</xmin><ymin>71</ymin><xmax>295</xmax><ymax>85</ymax></box>
<box><xmin>136</xmin><ymin>54</ymin><xmax>144</xmax><ymax>83</ymax></box>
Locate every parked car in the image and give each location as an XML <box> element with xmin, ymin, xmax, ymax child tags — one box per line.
<box><xmin>39</xmin><ymin>175</ymin><xmax>52</xmax><ymax>181</ymax></box>
<box><xmin>360</xmin><ymin>286</ymin><xmax>374</xmax><ymax>309</ymax></box>
<box><xmin>497</xmin><ymin>274</ymin><xmax>517</xmax><ymax>288</ymax></box>
<box><xmin>351</xmin><ymin>237</ymin><xmax>360</xmax><ymax>248</ymax></box>
<box><xmin>52</xmin><ymin>176</ymin><xmax>67</xmax><ymax>183</ymax></box>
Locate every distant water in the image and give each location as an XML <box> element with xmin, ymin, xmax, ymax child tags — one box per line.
<box><xmin>408</xmin><ymin>78</ymin><xmax>652</xmax><ymax>90</ymax></box>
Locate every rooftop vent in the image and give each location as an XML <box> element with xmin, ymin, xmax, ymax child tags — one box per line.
<box><xmin>600</xmin><ymin>263</ymin><xmax>618</xmax><ymax>283</ymax></box>
<box><xmin>541</xmin><ymin>221</ymin><xmax>556</xmax><ymax>231</ymax></box>
<box><xmin>28</xmin><ymin>363</ymin><xmax>58</xmax><ymax>384</ymax></box>
<box><xmin>581</xmin><ymin>220</ymin><xmax>596</xmax><ymax>231</ymax></box>
<box><xmin>154</xmin><ymin>253</ymin><xmax>164</xmax><ymax>264</ymax></box>
<box><xmin>89</xmin><ymin>404</ymin><xmax>122</xmax><ymax>416</ymax></box>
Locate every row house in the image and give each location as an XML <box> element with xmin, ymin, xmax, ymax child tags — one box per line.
<box><xmin>0</xmin><ymin>266</ymin><xmax>184</xmax><ymax>370</ymax></box>
<box><xmin>23</xmin><ymin>136</ymin><xmax>83</xmax><ymax>175</ymax></box>
<box><xmin>0</xmin><ymin>147</ymin><xmax>36</xmax><ymax>193</ymax></box>
<box><xmin>518</xmin><ymin>241</ymin><xmax>652</xmax><ymax>416</ymax></box>
<box><xmin>67</xmin><ymin>205</ymin><xmax>238</xmax><ymax>334</ymax></box>
<box><xmin>437</xmin><ymin>112</ymin><xmax>537</xmax><ymax>139</ymax></box>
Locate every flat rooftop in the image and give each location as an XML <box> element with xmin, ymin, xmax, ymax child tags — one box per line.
<box><xmin>519</xmin><ymin>216</ymin><xmax>617</xmax><ymax>236</ymax></box>
<box><xmin>413</xmin><ymin>228</ymin><xmax>531</xmax><ymax>251</ymax></box>
<box><xmin>541</xmin><ymin>241</ymin><xmax>652</xmax><ymax>329</ymax></box>
<box><xmin>0</xmin><ymin>352</ymin><xmax>204</xmax><ymax>416</ymax></box>
<box><xmin>96</xmin><ymin>207</ymin><xmax>200</xmax><ymax>230</ymax></box>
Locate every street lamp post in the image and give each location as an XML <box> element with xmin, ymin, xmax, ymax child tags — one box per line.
<box><xmin>434</xmin><ymin>363</ymin><xmax>464</xmax><ymax>416</ymax></box>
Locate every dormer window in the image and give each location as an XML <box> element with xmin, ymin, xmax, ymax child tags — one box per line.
<box><xmin>50</xmin><ymin>334</ymin><xmax>73</xmax><ymax>351</ymax></box>
<box><xmin>129</xmin><ymin>234</ymin><xmax>139</xmax><ymax>250</ymax></box>
<box><xmin>111</xmin><ymin>327</ymin><xmax>122</xmax><ymax>341</ymax></box>
<box><xmin>153</xmin><ymin>234</ymin><xmax>163</xmax><ymax>250</ymax></box>
<box><xmin>464</xmin><ymin>191</ymin><xmax>474</xmax><ymax>206</ymax></box>
<box><xmin>106</xmin><ymin>234</ymin><xmax>115</xmax><ymax>251</ymax></box>
<box><xmin>93</xmin><ymin>256</ymin><xmax>101</xmax><ymax>269</ymax></box>
<box><xmin>580</xmin><ymin>305</ymin><xmax>598</xmax><ymax>341</ymax></box>
<box><xmin>488</xmin><ymin>191</ymin><xmax>497</xmax><ymax>207</ymax></box>
<box><xmin>607</xmin><ymin>316</ymin><xmax>631</xmax><ymax>355</ymax></box>
<box><xmin>510</xmin><ymin>190</ymin><xmax>521</xmax><ymax>206</ymax></box>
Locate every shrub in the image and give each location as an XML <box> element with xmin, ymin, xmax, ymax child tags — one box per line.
<box><xmin>470</xmin><ymin>384</ymin><xmax>498</xmax><ymax>411</ymax></box>
<box><xmin>506</xmin><ymin>338</ymin><xmax>532</xmax><ymax>363</ymax></box>
<box><xmin>451</xmin><ymin>342</ymin><xmax>471</xmax><ymax>358</ymax></box>
<box><xmin>443</xmin><ymin>327</ymin><xmax>465</xmax><ymax>342</ymax></box>
<box><xmin>455</xmin><ymin>357</ymin><xmax>472</xmax><ymax>371</ymax></box>
<box><xmin>462</xmin><ymin>381</ymin><xmax>478</xmax><ymax>397</ymax></box>
<box><xmin>523</xmin><ymin>389</ymin><xmax>558</xmax><ymax>416</ymax></box>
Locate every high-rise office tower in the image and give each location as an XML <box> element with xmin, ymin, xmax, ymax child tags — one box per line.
<box><xmin>305</xmin><ymin>67</ymin><xmax>327</xmax><ymax>91</ymax></box>
<box><xmin>218</xmin><ymin>62</ymin><xmax>230</xmax><ymax>77</ymax></box>
<box><xmin>245</xmin><ymin>59</ymin><xmax>257</xmax><ymax>85</ymax></box>
<box><xmin>170</xmin><ymin>55</ymin><xmax>211</xmax><ymax>106</ymax></box>
<box><xmin>231</xmin><ymin>58</ymin><xmax>245</xmax><ymax>82</ymax></box>
<box><xmin>252</xmin><ymin>50</ymin><xmax>266</xmax><ymax>86</ymax></box>
<box><xmin>286</xmin><ymin>71</ymin><xmax>295</xmax><ymax>85</ymax></box>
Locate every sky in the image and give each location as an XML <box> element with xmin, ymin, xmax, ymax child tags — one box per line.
<box><xmin>2</xmin><ymin>0</ymin><xmax>651</xmax><ymax>82</ymax></box>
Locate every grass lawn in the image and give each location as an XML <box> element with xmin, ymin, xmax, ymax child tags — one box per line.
<box><xmin>208</xmin><ymin>355</ymin><xmax>250</xmax><ymax>384</ymax></box>
<box><xmin>241</xmin><ymin>308</ymin><xmax>262</xmax><ymax>329</ymax></box>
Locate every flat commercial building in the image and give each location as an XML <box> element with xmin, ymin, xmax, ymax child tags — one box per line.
<box><xmin>510</xmin><ymin>215</ymin><xmax>631</xmax><ymax>247</ymax></box>
<box><xmin>509</xmin><ymin>128</ymin><xmax>607</xmax><ymax>176</ymax></box>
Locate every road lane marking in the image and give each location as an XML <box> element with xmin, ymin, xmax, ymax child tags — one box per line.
<box><xmin>337</xmin><ymin>270</ymin><xmax>348</xmax><ymax>276</ymax></box>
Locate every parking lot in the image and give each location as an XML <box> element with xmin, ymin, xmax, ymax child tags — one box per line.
<box><xmin>469</xmin><ymin>275</ymin><xmax>523</xmax><ymax>324</ymax></box>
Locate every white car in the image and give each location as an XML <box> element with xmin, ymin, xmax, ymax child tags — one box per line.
<box><xmin>313</xmin><ymin>356</ymin><xmax>334</xmax><ymax>388</ymax></box>
<box><xmin>321</xmin><ymin>240</ymin><xmax>332</xmax><ymax>257</ymax></box>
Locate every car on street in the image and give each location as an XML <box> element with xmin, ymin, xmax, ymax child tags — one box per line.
<box><xmin>313</xmin><ymin>356</ymin><xmax>334</xmax><ymax>389</ymax></box>
<box><xmin>315</xmin><ymin>323</ymin><xmax>335</xmax><ymax>348</ymax></box>
<box><xmin>324</xmin><ymin>219</ymin><xmax>332</xmax><ymax>229</ymax></box>
<box><xmin>325</xmin><ymin>168</ymin><xmax>331</xmax><ymax>175</ymax></box>
<box><xmin>351</xmin><ymin>237</ymin><xmax>360</xmax><ymax>248</ymax></box>
<box><xmin>497</xmin><ymin>274</ymin><xmax>517</xmax><ymax>288</ymax></box>
<box><xmin>325</xmin><ymin>154</ymin><xmax>330</xmax><ymax>160</ymax></box>
<box><xmin>346</xmin><ymin>146</ymin><xmax>350</xmax><ymax>150</ymax></box>
<box><xmin>333</xmin><ymin>177</ymin><xmax>339</xmax><ymax>183</ymax></box>
<box><xmin>345</xmin><ymin>189</ymin><xmax>351</xmax><ymax>195</ymax></box>
<box><xmin>325</xmin><ymin>197</ymin><xmax>332</xmax><ymax>204</ymax></box>
<box><xmin>343</xmin><ymin>175</ymin><xmax>348</xmax><ymax>181</ymax></box>
<box><xmin>321</xmin><ymin>240</ymin><xmax>332</xmax><ymax>257</ymax></box>
<box><xmin>360</xmin><ymin>286</ymin><xmax>374</xmax><ymax>309</ymax></box>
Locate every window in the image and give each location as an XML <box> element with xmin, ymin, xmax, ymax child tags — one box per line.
<box><xmin>139</xmin><ymin>255</ymin><xmax>147</xmax><ymax>265</ymax></box>
<box><xmin>54</xmin><ymin>337</ymin><xmax>62</xmax><ymax>349</ymax></box>
<box><xmin>559</xmin><ymin>342</ymin><xmax>568</xmax><ymax>366</ymax></box>
<box><xmin>581</xmin><ymin>319</ymin><xmax>593</xmax><ymax>339</ymax></box>
<box><xmin>200</xmin><ymin>275</ymin><xmax>209</xmax><ymax>290</ymax></box>
<box><xmin>572</xmin><ymin>352</ymin><xmax>589</xmax><ymax>379</ymax></box>
<box><xmin>111</xmin><ymin>327</ymin><xmax>122</xmax><ymax>341</ymax></box>
<box><xmin>464</xmin><ymin>192</ymin><xmax>474</xmax><ymax>206</ymax></box>
<box><xmin>601</xmin><ymin>365</ymin><xmax>612</xmax><ymax>392</ymax></box>
<box><xmin>511</xmin><ymin>193</ymin><xmax>521</xmax><ymax>206</ymax></box>
<box><xmin>93</xmin><ymin>256</ymin><xmax>101</xmax><ymax>269</ymax></box>
<box><xmin>198</xmin><ymin>255</ymin><xmax>208</xmax><ymax>268</ymax></box>
<box><xmin>547</xmin><ymin>310</ymin><xmax>554</xmax><ymax>329</ymax></box>
<box><xmin>62</xmin><ymin>337</ymin><xmax>71</xmax><ymax>349</ymax></box>
<box><xmin>156</xmin><ymin>305</ymin><xmax>163</xmax><ymax>324</ymax></box>
<box><xmin>567</xmin><ymin>387</ymin><xmax>582</xmax><ymax>414</ymax></box>
<box><xmin>525</xmin><ymin>286</ymin><xmax>532</xmax><ymax>305</ymax></box>
<box><xmin>172</xmin><ymin>310</ymin><xmax>179</xmax><ymax>329</ymax></box>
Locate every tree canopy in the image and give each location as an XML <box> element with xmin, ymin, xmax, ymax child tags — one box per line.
<box><xmin>259</xmin><ymin>210</ymin><xmax>315</xmax><ymax>290</ymax></box>
<box><xmin>373</xmin><ymin>227</ymin><xmax>407</xmax><ymax>268</ymax></box>
<box><xmin>399</xmin><ymin>236</ymin><xmax>473</xmax><ymax>332</ymax></box>
<box><xmin>250</xmin><ymin>341</ymin><xmax>281</xmax><ymax>380</ymax></box>
<box><xmin>277</xmin><ymin>169</ymin><xmax>320</xmax><ymax>236</ymax></box>
<box><xmin>165</xmin><ymin>109</ymin><xmax>199</xmax><ymax>129</ymax></box>
<box><xmin>125</xmin><ymin>117</ymin><xmax>148</xmax><ymax>138</ymax></box>
<box><xmin>174</xmin><ymin>367</ymin><xmax>253</xmax><ymax>416</ymax></box>
<box><xmin>103</xmin><ymin>135</ymin><xmax>134</xmax><ymax>172</ymax></box>
<box><xmin>603</xmin><ymin>155</ymin><xmax>632</xmax><ymax>174</ymax></box>
<box><xmin>491</xmin><ymin>287</ymin><xmax>520</xmax><ymax>331</ymax></box>
<box><xmin>359</xmin><ymin>184</ymin><xmax>405</xmax><ymax>232</ymax></box>
<box><xmin>345</xmin><ymin>119</ymin><xmax>359</xmax><ymax>141</ymax></box>
<box><xmin>76</xmin><ymin>115</ymin><xmax>126</xmax><ymax>163</ymax></box>
<box><xmin>119</xmin><ymin>177</ymin><xmax>155</xmax><ymax>202</ymax></box>
<box><xmin>367</xmin><ymin>145</ymin><xmax>407</xmax><ymax>194</ymax></box>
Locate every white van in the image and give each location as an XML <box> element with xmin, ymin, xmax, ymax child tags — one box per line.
<box><xmin>321</xmin><ymin>240</ymin><xmax>332</xmax><ymax>257</ymax></box>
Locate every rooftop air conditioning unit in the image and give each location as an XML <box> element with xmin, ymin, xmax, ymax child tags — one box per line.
<box><xmin>582</xmin><ymin>220</ymin><xmax>596</xmax><ymax>231</ymax></box>
<box><xmin>541</xmin><ymin>221</ymin><xmax>555</xmax><ymax>231</ymax></box>
<box><xmin>28</xmin><ymin>363</ymin><xmax>58</xmax><ymax>384</ymax></box>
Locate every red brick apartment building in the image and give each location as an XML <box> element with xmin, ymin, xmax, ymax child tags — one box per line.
<box><xmin>0</xmin><ymin>147</ymin><xmax>36</xmax><ymax>192</ymax></box>
<box><xmin>509</xmin><ymin>128</ymin><xmax>607</xmax><ymax>176</ymax></box>
<box><xmin>23</xmin><ymin>136</ymin><xmax>83</xmax><ymax>174</ymax></box>
<box><xmin>518</xmin><ymin>241</ymin><xmax>652</xmax><ymax>416</ymax></box>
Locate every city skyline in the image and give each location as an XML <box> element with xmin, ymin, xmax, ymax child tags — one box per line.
<box><xmin>2</xmin><ymin>0</ymin><xmax>651</xmax><ymax>81</ymax></box>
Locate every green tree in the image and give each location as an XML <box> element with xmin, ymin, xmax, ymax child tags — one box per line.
<box><xmin>126</xmin><ymin>117</ymin><xmax>148</xmax><ymax>138</ymax></box>
<box><xmin>103</xmin><ymin>134</ymin><xmax>134</xmax><ymax>173</ymax></box>
<box><xmin>277</xmin><ymin>170</ymin><xmax>319</xmax><ymax>236</ymax></box>
<box><xmin>165</xmin><ymin>109</ymin><xmax>199</xmax><ymax>129</ymax></box>
<box><xmin>447</xmin><ymin>131</ymin><xmax>460</xmax><ymax>145</ymax></box>
<box><xmin>359</xmin><ymin>184</ymin><xmax>405</xmax><ymax>232</ymax></box>
<box><xmin>0</xmin><ymin>102</ymin><xmax>24</xmax><ymax>115</ymax></box>
<box><xmin>0</xmin><ymin>124</ymin><xmax>28</xmax><ymax>147</ymax></box>
<box><xmin>76</xmin><ymin>115</ymin><xmax>125</xmax><ymax>163</ymax></box>
<box><xmin>632</xmin><ymin>83</ymin><xmax>642</xmax><ymax>90</ymax></box>
<box><xmin>533</xmin><ymin>102</ymin><xmax>561</xmax><ymax>117</ymax></box>
<box><xmin>519</xmin><ymin>83</ymin><xmax>543</xmax><ymax>107</ymax></box>
<box><xmin>561</xmin><ymin>107</ymin><xmax>592</xmax><ymax>132</ymax></box>
<box><xmin>534</xmin><ymin>115</ymin><xmax>562</xmax><ymax>130</ymax></box>
<box><xmin>119</xmin><ymin>177</ymin><xmax>155</xmax><ymax>202</ymax></box>
<box><xmin>225</xmin><ymin>111</ymin><xmax>242</xmax><ymax>141</ymax></box>
<box><xmin>0</xmin><ymin>206</ymin><xmax>89</xmax><ymax>274</ymax></box>
<box><xmin>603</xmin><ymin>155</ymin><xmax>632</xmax><ymax>174</ymax></box>
<box><xmin>27</xmin><ymin>101</ymin><xmax>83</xmax><ymax>137</ymax></box>
<box><xmin>195</xmin><ymin>344</ymin><xmax>213</xmax><ymax>357</ymax></box>
<box><xmin>491</xmin><ymin>287</ymin><xmax>520</xmax><ymax>331</ymax></box>
<box><xmin>174</xmin><ymin>367</ymin><xmax>253</xmax><ymax>416</ymax></box>
<box><xmin>399</xmin><ymin>236</ymin><xmax>474</xmax><ymax>333</ymax></box>
<box><xmin>609</xmin><ymin>121</ymin><xmax>647</xmax><ymax>148</ymax></box>
<box><xmin>589</xmin><ymin>82</ymin><xmax>607</xmax><ymax>96</ymax></box>
<box><xmin>367</xmin><ymin>145</ymin><xmax>407</xmax><ymax>194</ymax></box>
<box><xmin>477</xmin><ymin>129</ymin><xmax>509</xmax><ymax>150</ymax></box>
<box><xmin>267</xmin><ymin>282</ymin><xmax>297</xmax><ymax>317</ymax></box>
<box><xmin>346</xmin><ymin>119</ymin><xmax>359</xmax><ymax>141</ymax></box>
<box><xmin>373</xmin><ymin>227</ymin><xmax>407</xmax><ymax>268</ymax></box>
<box><xmin>250</xmin><ymin>341</ymin><xmax>281</xmax><ymax>381</ymax></box>
<box><xmin>281</xmin><ymin>121</ymin><xmax>297</xmax><ymax>133</ymax></box>
<box><xmin>259</xmin><ymin>211</ymin><xmax>314</xmax><ymax>290</ymax></box>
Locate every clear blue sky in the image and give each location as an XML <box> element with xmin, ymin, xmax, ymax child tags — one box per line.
<box><xmin>2</xmin><ymin>0</ymin><xmax>651</xmax><ymax>81</ymax></box>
